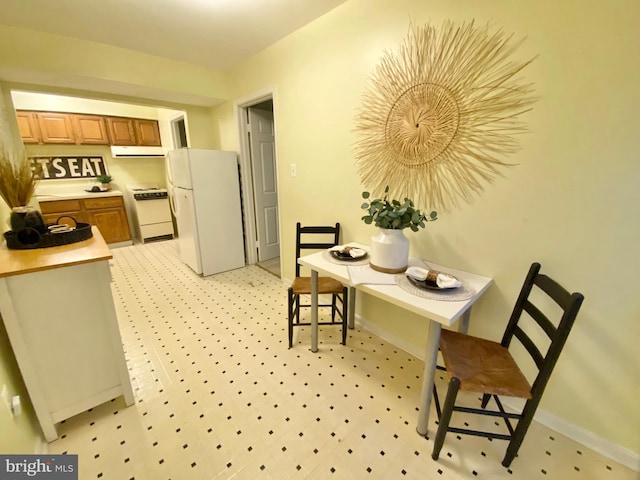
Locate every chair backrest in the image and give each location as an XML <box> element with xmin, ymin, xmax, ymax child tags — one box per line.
<box><xmin>501</xmin><ymin>262</ymin><xmax>584</xmax><ymax>399</ymax></box>
<box><xmin>294</xmin><ymin>222</ymin><xmax>341</xmax><ymax>277</ymax></box>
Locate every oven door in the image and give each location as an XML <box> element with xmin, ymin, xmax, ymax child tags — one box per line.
<box><xmin>134</xmin><ymin>197</ymin><xmax>171</xmax><ymax>225</ymax></box>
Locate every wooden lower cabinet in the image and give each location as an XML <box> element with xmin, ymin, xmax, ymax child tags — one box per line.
<box><xmin>40</xmin><ymin>195</ymin><xmax>131</xmax><ymax>244</ymax></box>
<box><xmin>85</xmin><ymin>198</ymin><xmax>131</xmax><ymax>243</ymax></box>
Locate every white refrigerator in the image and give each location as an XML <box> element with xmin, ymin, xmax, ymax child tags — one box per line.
<box><xmin>167</xmin><ymin>148</ymin><xmax>245</xmax><ymax>276</ymax></box>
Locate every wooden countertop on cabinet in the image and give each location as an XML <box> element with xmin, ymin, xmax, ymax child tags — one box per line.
<box><xmin>0</xmin><ymin>227</ymin><xmax>134</xmax><ymax>441</ymax></box>
<box><xmin>0</xmin><ymin>226</ymin><xmax>112</xmax><ymax>278</ymax></box>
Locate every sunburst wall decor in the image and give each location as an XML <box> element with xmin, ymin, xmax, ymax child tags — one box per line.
<box><xmin>354</xmin><ymin>20</ymin><xmax>538</xmax><ymax>211</ymax></box>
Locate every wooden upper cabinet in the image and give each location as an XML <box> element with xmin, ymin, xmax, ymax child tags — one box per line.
<box><xmin>108</xmin><ymin>117</ymin><xmax>162</xmax><ymax>146</ymax></box>
<box><xmin>106</xmin><ymin>117</ymin><xmax>137</xmax><ymax>146</ymax></box>
<box><xmin>73</xmin><ymin>115</ymin><xmax>109</xmax><ymax>145</ymax></box>
<box><xmin>16</xmin><ymin>111</ymin><xmax>41</xmax><ymax>144</ymax></box>
<box><xmin>15</xmin><ymin>110</ymin><xmax>162</xmax><ymax>147</ymax></box>
<box><xmin>37</xmin><ymin>112</ymin><xmax>76</xmax><ymax>144</ymax></box>
<box><xmin>135</xmin><ymin>119</ymin><xmax>162</xmax><ymax>146</ymax></box>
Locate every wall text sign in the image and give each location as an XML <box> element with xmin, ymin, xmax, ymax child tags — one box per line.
<box><xmin>30</xmin><ymin>156</ymin><xmax>108</xmax><ymax>180</ymax></box>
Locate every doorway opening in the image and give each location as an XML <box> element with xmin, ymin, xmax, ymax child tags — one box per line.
<box><xmin>171</xmin><ymin>116</ymin><xmax>188</xmax><ymax>148</ymax></box>
<box><xmin>236</xmin><ymin>92</ymin><xmax>280</xmax><ymax>278</ymax></box>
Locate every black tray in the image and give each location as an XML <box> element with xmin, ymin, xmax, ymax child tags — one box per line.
<box><xmin>3</xmin><ymin>219</ymin><xmax>93</xmax><ymax>250</ymax></box>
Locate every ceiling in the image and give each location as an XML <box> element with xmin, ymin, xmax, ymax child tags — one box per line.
<box><xmin>0</xmin><ymin>0</ymin><xmax>347</xmax><ymax>105</ymax></box>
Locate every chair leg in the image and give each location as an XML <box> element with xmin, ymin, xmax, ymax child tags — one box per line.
<box><xmin>432</xmin><ymin>377</ymin><xmax>460</xmax><ymax>460</ymax></box>
<box><xmin>502</xmin><ymin>398</ymin><xmax>539</xmax><ymax>467</ymax></box>
<box><xmin>287</xmin><ymin>290</ymin><xmax>294</xmax><ymax>348</ymax></box>
<box><xmin>331</xmin><ymin>294</ymin><xmax>338</xmax><ymax>322</ymax></box>
<box><xmin>341</xmin><ymin>288</ymin><xmax>348</xmax><ymax>345</ymax></box>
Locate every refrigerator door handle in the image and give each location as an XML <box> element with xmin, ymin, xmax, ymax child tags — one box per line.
<box><xmin>169</xmin><ymin>187</ymin><xmax>178</xmax><ymax>217</ymax></box>
<box><xmin>166</xmin><ymin>154</ymin><xmax>174</xmax><ymax>186</ymax></box>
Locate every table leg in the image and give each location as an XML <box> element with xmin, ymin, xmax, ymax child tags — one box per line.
<box><xmin>348</xmin><ymin>287</ymin><xmax>356</xmax><ymax>329</ymax></box>
<box><xmin>311</xmin><ymin>269</ymin><xmax>318</xmax><ymax>352</ymax></box>
<box><xmin>416</xmin><ymin>321</ymin><xmax>442</xmax><ymax>436</ymax></box>
<box><xmin>458</xmin><ymin>307</ymin><xmax>472</xmax><ymax>334</ymax></box>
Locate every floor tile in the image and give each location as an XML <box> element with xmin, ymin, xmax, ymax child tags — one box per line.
<box><xmin>46</xmin><ymin>240</ymin><xmax>637</xmax><ymax>480</ymax></box>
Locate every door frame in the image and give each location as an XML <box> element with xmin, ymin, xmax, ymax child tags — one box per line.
<box><xmin>169</xmin><ymin>114</ymin><xmax>189</xmax><ymax>149</ymax></box>
<box><xmin>235</xmin><ymin>88</ymin><xmax>280</xmax><ymax>266</ymax></box>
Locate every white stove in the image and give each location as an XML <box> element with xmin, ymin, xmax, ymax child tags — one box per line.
<box><xmin>127</xmin><ymin>186</ymin><xmax>174</xmax><ymax>243</ymax></box>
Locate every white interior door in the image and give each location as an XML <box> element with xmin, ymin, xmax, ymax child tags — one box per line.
<box><xmin>249</xmin><ymin>106</ymin><xmax>279</xmax><ymax>261</ymax></box>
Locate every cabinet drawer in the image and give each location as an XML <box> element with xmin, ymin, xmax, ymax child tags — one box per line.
<box><xmin>83</xmin><ymin>196</ymin><xmax>124</xmax><ymax>209</ymax></box>
<box><xmin>40</xmin><ymin>199</ymin><xmax>82</xmax><ymax>214</ymax></box>
<box><xmin>42</xmin><ymin>212</ymin><xmax>86</xmax><ymax>225</ymax></box>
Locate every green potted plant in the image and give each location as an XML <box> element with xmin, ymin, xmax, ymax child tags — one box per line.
<box><xmin>96</xmin><ymin>174</ymin><xmax>113</xmax><ymax>190</ymax></box>
<box><xmin>361</xmin><ymin>186</ymin><xmax>437</xmax><ymax>273</ymax></box>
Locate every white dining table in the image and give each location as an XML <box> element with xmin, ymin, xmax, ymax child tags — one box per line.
<box><xmin>297</xmin><ymin>243</ymin><xmax>493</xmax><ymax>436</ymax></box>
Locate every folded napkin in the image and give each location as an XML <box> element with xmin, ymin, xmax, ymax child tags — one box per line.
<box><xmin>406</xmin><ymin>266</ymin><xmax>462</xmax><ymax>289</ymax></box>
<box><xmin>329</xmin><ymin>245</ymin><xmax>367</xmax><ymax>258</ymax></box>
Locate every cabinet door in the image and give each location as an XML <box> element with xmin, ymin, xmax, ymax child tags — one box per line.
<box><xmin>83</xmin><ymin>196</ymin><xmax>131</xmax><ymax>243</ymax></box>
<box><xmin>106</xmin><ymin>117</ymin><xmax>136</xmax><ymax>145</ymax></box>
<box><xmin>73</xmin><ymin>115</ymin><xmax>109</xmax><ymax>145</ymax></box>
<box><xmin>135</xmin><ymin>119</ymin><xmax>162</xmax><ymax>146</ymax></box>
<box><xmin>83</xmin><ymin>196</ymin><xmax>125</xmax><ymax>210</ymax></box>
<box><xmin>86</xmin><ymin>208</ymin><xmax>131</xmax><ymax>243</ymax></box>
<box><xmin>36</xmin><ymin>112</ymin><xmax>76</xmax><ymax>144</ymax></box>
<box><xmin>16</xmin><ymin>111</ymin><xmax>41</xmax><ymax>144</ymax></box>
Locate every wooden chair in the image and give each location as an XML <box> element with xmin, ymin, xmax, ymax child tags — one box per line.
<box><xmin>431</xmin><ymin>262</ymin><xmax>584</xmax><ymax>467</ymax></box>
<box><xmin>288</xmin><ymin>223</ymin><xmax>348</xmax><ymax>348</ymax></box>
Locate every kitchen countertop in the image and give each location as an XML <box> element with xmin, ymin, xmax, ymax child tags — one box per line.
<box><xmin>36</xmin><ymin>189</ymin><xmax>124</xmax><ymax>202</ymax></box>
<box><xmin>0</xmin><ymin>226</ymin><xmax>112</xmax><ymax>278</ymax></box>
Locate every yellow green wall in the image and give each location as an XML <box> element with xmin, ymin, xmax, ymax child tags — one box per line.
<box><xmin>213</xmin><ymin>0</ymin><xmax>640</xmax><ymax>455</ymax></box>
<box><xmin>0</xmin><ymin>320</ymin><xmax>42</xmax><ymax>454</ymax></box>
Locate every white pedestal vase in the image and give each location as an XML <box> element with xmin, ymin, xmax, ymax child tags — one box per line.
<box><xmin>369</xmin><ymin>228</ymin><xmax>410</xmax><ymax>273</ymax></box>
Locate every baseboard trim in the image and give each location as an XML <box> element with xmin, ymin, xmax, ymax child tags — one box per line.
<box><xmin>355</xmin><ymin>314</ymin><xmax>640</xmax><ymax>473</ymax></box>
<box><xmin>530</xmin><ymin>406</ymin><xmax>639</xmax><ymax>472</ymax></box>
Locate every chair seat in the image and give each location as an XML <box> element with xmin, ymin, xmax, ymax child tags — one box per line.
<box><xmin>291</xmin><ymin>276</ymin><xmax>345</xmax><ymax>295</ymax></box>
<box><xmin>439</xmin><ymin>329</ymin><xmax>532</xmax><ymax>399</ymax></box>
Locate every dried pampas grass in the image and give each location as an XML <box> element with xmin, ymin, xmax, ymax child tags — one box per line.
<box><xmin>0</xmin><ymin>148</ymin><xmax>40</xmax><ymax>208</ymax></box>
<box><xmin>354</xmin><ymin>20</ymin><xmax>538</xmax><ymax>211</ymax></box>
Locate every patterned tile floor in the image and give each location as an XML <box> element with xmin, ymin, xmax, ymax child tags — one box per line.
<box><xmin>48</xmin><ymin>241</ymin><xmax>637</xmax><ymax>479</ymax></box>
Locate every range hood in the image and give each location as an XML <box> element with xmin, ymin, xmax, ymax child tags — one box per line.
<box><xmin>110</xmin><ymin>146</ymin><xmax>165</xmax><ymax>158</ymax></box>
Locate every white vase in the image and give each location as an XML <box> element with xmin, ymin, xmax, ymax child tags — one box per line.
<box><xmin>369</xmin><ymin>228</ymin><xmax>410</xmax><ymax>273</ymax></box>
